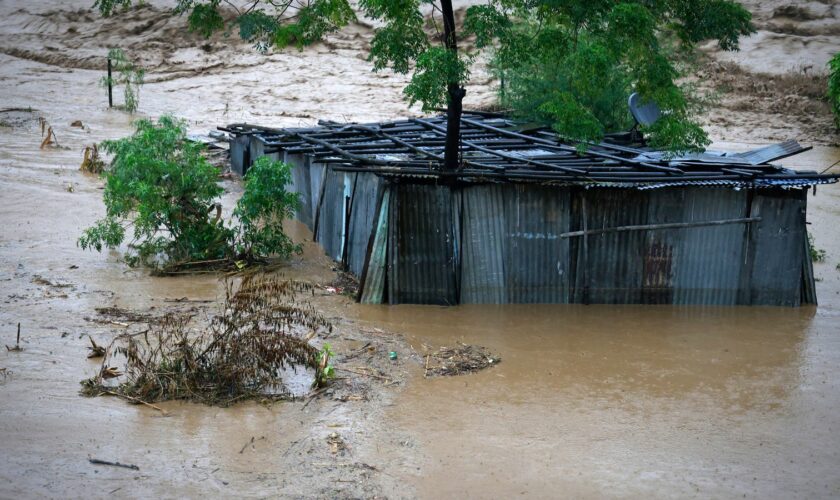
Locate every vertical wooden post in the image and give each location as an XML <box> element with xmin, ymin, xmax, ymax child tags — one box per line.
<box><xmin>107</xmin><ymin>57</ymin><xmax>113</xmax><ymax>108</ymax></box>
<box><xmin>582</xmin><ymin>194</ymin><xmax>590</xmax><ymax>305</ymax></box>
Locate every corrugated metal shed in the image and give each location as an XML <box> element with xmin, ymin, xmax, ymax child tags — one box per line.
<box><xmin>223</xmin><ymin>114</ymin><xmax>833</xmax><ymax>307</ymax></box>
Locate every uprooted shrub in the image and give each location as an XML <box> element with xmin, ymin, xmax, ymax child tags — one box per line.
<box><xmin>81</xmin><ymin>274</ymin><xmax>334</xmax><ymax>405</ymax></box>
<box><xmin>78</xmin><ymin>116</ymin><xmax>301</xmax><ymax>272</ymax></box>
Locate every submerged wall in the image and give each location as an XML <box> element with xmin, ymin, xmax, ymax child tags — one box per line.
<box><xmin>238</xmin><ymin>140</ymin><xmax>815</xmax><ymax>306</ymax></box>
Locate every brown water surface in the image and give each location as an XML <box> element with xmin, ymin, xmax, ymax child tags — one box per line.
<box><xmin>355</xmin><ymin>304</ymin><xmax>840</xmax><ymax>497</ymax></box>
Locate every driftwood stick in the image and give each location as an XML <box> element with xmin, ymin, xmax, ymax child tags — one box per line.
<box><xmin>89</xmin><ymin>458</ymin><xmax>140</xmax><ymax>470</ymax></box>
<box><xmin>337</xmin><ymin>367</ymin><xmax>390</xmax><ymax>381</ymax></box>
<box><xmin>101</xmin><ymin>390</ymin><xmax>167</xmax><ymax>414</ymax></box>
<box><xmin>560</xmin><ymin>217</ymin><xmax>761</xmax><ymax>238</ymax></box>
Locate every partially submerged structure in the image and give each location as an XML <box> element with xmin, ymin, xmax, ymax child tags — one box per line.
<box><xmin>223</xmin><ymin>114</ymin><xmax>838</xmax><ymax>306</ymax></box>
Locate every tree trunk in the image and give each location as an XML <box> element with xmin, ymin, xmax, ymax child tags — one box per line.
<box><xmin>440</xmin><ymin>0</ymin><xmax>464</xmax><ymax>172</ymax></box>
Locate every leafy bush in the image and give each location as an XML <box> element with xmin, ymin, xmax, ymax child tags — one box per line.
<box><xmin>101</xmin><ymin>48</ymin><xmax>144</xmax><ymax>113</ymax></box>
<box><xmin>829</xmin><ymin>52</ymin><xmax>840</xmax><ymax>129</ymax></box>
<box><xmin>234</xmin><ymin>156</ymin><xmax>302</xmax><ymax>261</ymax></box>
<box><xmin>79</xmin><ymin>117</ymin><xmax>300</xmax><ymax>271</ymax></box>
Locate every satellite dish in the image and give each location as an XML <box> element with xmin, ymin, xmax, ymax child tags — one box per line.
<box><xmin>628</xmin><ymin>93</ymin><xmax>661</xmax><ymax>127</ymax></box>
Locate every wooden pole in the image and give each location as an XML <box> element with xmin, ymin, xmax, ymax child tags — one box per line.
<box><xmin>582</xmin><ymin>195</ymin><xmax>589</xmax><ymax>305</ymax></box>
<box><xmin>107</xmin><ymin>58</ymin><xmax>113</xmax><ymax>108</ymax></box>
<box><xmin>559</xmin><ymin>217</ymin><xmax>761</xmax><ymax>239</ymax></box>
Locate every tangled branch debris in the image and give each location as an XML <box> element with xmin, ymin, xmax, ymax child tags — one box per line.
<box><xmin>81</xmin><ymin>274</ymin><xmax>333</xmax><ymax>406</ymax></box>
<box><xmin>424</xmin><ymin>342</ymin><xmax>500</xmax><ymax>377</ymax></box>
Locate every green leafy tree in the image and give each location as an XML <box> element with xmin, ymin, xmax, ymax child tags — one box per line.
<box><xmin>830</xmin><ymin>52</ymin><xmax>840</xmax><ymax>129</ymax></box>
<box><xmin>94</xmin><ymin>0</ymin><xmax>754</xmax><ymax>159</ymax></box>
<box><xmin>466</xmin><ymin>1</ymin><xmax>754</xmax><ymax>151</ymax></box>
<box><xmin>79</xmin><ymin>117</ymin><xmax>300</xmax><ymax>270</ymax></box>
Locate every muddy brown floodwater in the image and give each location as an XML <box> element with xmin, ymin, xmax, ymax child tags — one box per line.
<box><xmin>1</xmin><ymin>0</ymin><xmax>840</xmax><ymax>497</ymax></box>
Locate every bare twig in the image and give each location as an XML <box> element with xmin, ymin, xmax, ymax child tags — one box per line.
<box><xmin>89</xmin><ymin>458</ymin><xmax>140</xmax><ymax>470</ymax></box>
<box><xmin>101</xmin><ymin>390</ymin><xmax>168</xmax><ymax>414</ymax></box>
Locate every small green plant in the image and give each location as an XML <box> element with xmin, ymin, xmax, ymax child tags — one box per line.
<box><xmin>314</xmin><ymin>343</ymin><xmax>335</xmax><ymax>388</ymax></box>
<box><xmin>808</xmin><ymin>231</ymin><xmax>827</xmax><ymax>263</ymax></box>
<box><xmin>829</xmin><ymin>52</ymin><xmax>840</xmax><ymax>129</ymax></box>
<box><xmin>79</xmin><ymin>116</ymin><xmax>300</xmax><ymax>272</ymax></box>
<box><xmin>102</xmin><ymin>48</ymin><xmax>145</xmax><ymax>113</ymax></box>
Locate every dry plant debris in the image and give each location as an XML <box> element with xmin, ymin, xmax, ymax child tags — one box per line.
<box><xmin>80</xmin><ymin>144</ymin><xmax>105</xmax><ymax>174</ymax></box>
<box><xmin>87</xmin><ymin>336</ymin><xmax>106</xmax><ymax>358</ymax></box>
<box><xmin>39</xmin><ymin>117</ymin><xmax>59</xmax><ymax>149</ymax></box>
<box><xmin>326</xmin><ymin>432</ymin><xmax>347</xmax><ymax>455</ymax></box>
<box><xmin>81</xmin><ymin>274</ymin><xmax>333</xmax><ymax>406</ymax></box>
<box><xmin>93</xmin><ymin>306</ymin><xmax>156</xmax><ymax>324</ymax></box>
<box><xmin>424</xmin><ymin>342</ymin><xmax>500</xmax><ymax>377</ymax></box>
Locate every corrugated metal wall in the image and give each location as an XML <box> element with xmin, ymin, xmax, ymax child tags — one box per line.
<box><xmin>230</xmin><ymin>134</ymin><xmax>250</xmax><ymax>176</ymax></box>
<box><xmin>505</xmin><ymin>185</ymin><xmax>572</xmax><ymax>303</ymax></box>
<box><xmin>744</xmin><ymin>189</ymin><xmax>807</xmax><ymax>306</ymax></box>
<box><xmin>393</xmin><ymin>184</ymin><xmax>458</xmax><ymax>305</ymax></box>
<box><xmin>346</xmin><ymin>173</ymin><xmax>382</xmax><ymax>277</ymax></box>
<box><xmin>671</xmin><ymin>188</ymin><xmax>749</xmax><ymax>305</ymax></box>
<box><xmin>460</xmin><ymin>184</ymin><xmax>506</xmax><ymax>303</ymax></box>
<box><xmin>574</xmin><ymin>189</ymin><xmax>650</xmax><ymax>304</ymax></box>
<box><xmin>284</xmin><ymin>153</ymin><xmax>313</xmax><ymax>230</ymax></box>
<box><xmin>316</xmin><ymin>167</ymin><xmax>346</xmax><ymax>261</ymax></box>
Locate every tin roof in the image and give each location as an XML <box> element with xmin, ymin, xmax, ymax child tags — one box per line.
<box><xmin>221</xmin><ymin>113</ymin><xmax>838</xmax><ymax>189</ymax></box>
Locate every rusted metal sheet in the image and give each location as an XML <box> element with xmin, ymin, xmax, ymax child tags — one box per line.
<box><xmin>347</xmin><ymin>173</ymin><xmax>382</xmax><ymax>277</ymax></box>
<box><xmin>394</xmin><ymin>184</ymin><xmax>457</xmax><ymax>305</ymax></box>
<box><xmin>504</xmin><ymin>185</ymin><xmax>571</xmax><ymax>303</ymax></box>
<box><xmin>360</xmin><ymin>188</ymin><xmax>389</xmax><ymax>304</ymax></box>
<box><xmin>641</xmin><ymin>189</ymin><xmax>684</xmax><ymax>304</ymax></box>
<box><xmin>745</xmin><ymin>189</ymin><xmax>807</xmax><ymax>306</ymax></box>
<box><xmin>460</xmin><ymin>184</ymin><xmax>506</xmax><ymax>303</ymax></box>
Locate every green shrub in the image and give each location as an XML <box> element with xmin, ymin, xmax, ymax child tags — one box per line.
<box><xmin>234</xmin><ymin>156</ymin><xmax>302</xmax><ymax>260</ymax></box>
<box><xmin>79</xmin><ymin>117</ymin><xmax>300</xmax><ymax>271</ymax></box>
<box><xmin>829</xmin><ymin>52</ymin><xmax>840</xmax><ymax>129</ymax></box>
